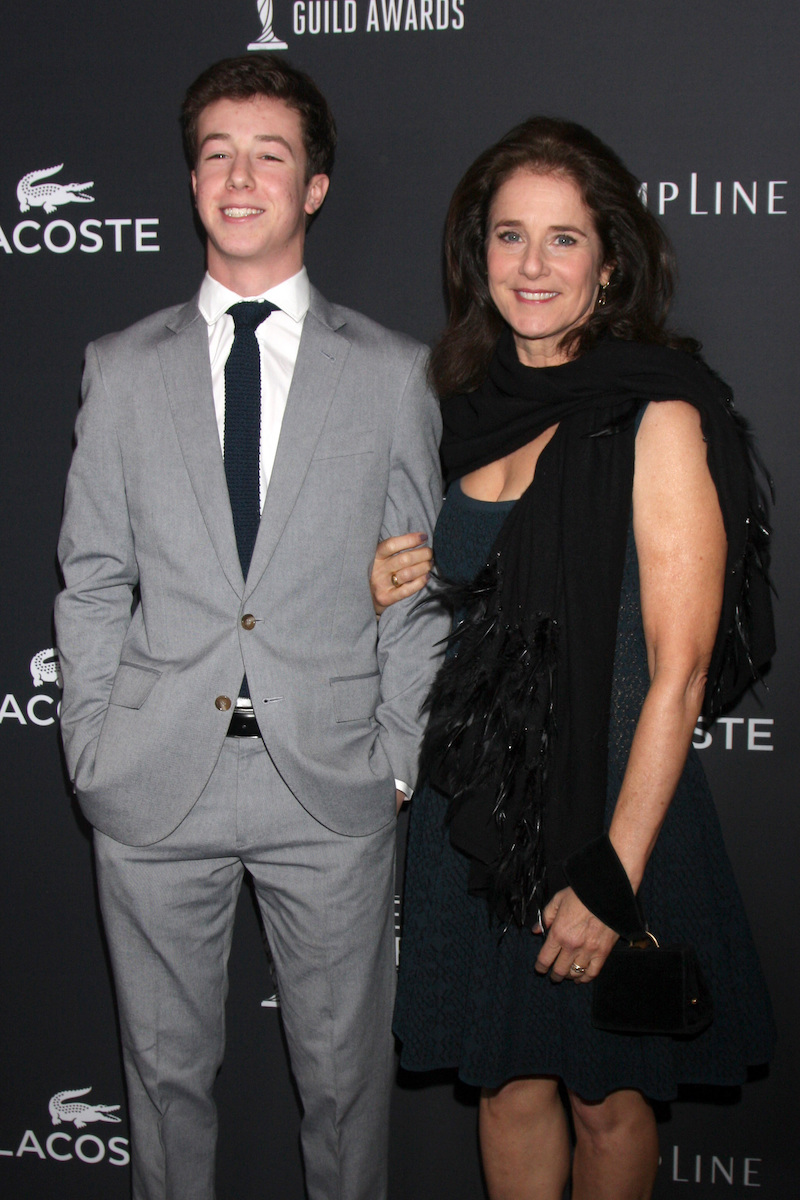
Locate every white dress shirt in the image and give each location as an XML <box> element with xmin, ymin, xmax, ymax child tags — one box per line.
<box><xmin>198</xmin><ymin>267</ymin><xmax>310</xmax><ymax>511</ymax></box>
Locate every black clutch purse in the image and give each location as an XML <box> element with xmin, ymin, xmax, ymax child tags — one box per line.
<box><xmin>564</xmin><ymin>835</ymin><xmax>713</xmax><ymax>1037</ymax></box>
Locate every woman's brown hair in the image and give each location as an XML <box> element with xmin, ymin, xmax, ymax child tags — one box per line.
<box><xmin>430</xmin><ymin>116</ymin><xmax>697</xmax><ymax>398</ymax></box>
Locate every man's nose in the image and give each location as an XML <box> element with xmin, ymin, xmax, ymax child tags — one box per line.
<box><xmin>227</xmin><ymin>153</ymin><xmax>254</xmax><ymax>189</ymax></box>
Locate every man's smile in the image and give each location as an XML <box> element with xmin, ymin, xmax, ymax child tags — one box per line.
<box><xmin>221</xmin><ymin>206</ymin><xmax>264</xmax><ymax>218</ymax></box>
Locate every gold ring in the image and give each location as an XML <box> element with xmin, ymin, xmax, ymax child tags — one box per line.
<box><xmin>569</xmin><ymin>962</ymin><xmax>587</xmax><ymax>975</ymax></box>
<box><xmin>391</xmin><ymin>573</ymin><xmax>401</xmax><ymax>588</ymax></box>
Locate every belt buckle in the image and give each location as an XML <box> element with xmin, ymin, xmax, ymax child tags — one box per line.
<box><xmin>227</xmin><ymin>705</ymin><xmax>260</xmax><ymax>738</ymax></box>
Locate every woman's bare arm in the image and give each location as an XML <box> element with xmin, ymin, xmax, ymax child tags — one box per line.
<box><xmin>535</xmin><ymin>401</ymin><xmax>727</xmax><ymax>981</ymax></box>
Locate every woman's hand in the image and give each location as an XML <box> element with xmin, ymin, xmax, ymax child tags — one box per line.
<box><xmin>534</xmin><ymin>887</ymin><xmax>619</xmax><ymax>982</ymax></box>
<box><xmin>370</xmin><ymin>532</ymin><xmax>433</xmax><ymax>616</ymax></box>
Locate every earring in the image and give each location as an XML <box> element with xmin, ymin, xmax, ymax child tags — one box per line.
<box><xmin>597</xmin><ymin>281</ymin><xmax>609</xmax><ymax>308</ymax></box>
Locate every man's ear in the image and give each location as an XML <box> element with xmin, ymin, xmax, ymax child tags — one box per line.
<box><xmin>304</xmin><ymin>174</ymin><xmax>330</xmax><ymax>217</ymax></box>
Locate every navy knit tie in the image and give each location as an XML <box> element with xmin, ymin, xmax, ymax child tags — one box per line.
<box><xmin>224</xmin><ymin>300</ymin><xmax>277</xmax><ymax>578</ymax></box>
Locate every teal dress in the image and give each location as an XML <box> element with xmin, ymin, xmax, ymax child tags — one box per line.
<box><xmin>393</xmin><ymin>480</ymin><xmax>775</xmax><ymax>1101</ymax></box>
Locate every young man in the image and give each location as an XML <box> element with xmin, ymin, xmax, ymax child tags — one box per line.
<box><xmin>55</xmin><ymin>55</ymin><xmax>445</xmax><ymax>1200</ymax></box>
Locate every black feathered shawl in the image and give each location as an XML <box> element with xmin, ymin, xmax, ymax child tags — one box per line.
<box><xmin>419</xmin><ymin>330</ymin><xmax>774</xmax><ymax>928</ymax></box>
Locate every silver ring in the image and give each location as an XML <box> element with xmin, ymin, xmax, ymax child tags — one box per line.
<box><xmin>569</xmin><ymin>962</ymin><xmax>587</xmax><ymax>975</ymax></box>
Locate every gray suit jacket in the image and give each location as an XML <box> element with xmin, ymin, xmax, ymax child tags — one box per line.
<box><xmin>56</xmin><ymin>286</ymin><xmax>447</xmax><ymax>846</ymax></box>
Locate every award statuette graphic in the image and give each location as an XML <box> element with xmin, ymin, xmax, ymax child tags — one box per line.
<box><xmin>247</xmin><ymin>1</ymin><xmax>288</xmax><ymax>50</ymax></box>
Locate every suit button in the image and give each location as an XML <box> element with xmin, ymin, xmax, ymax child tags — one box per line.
<box><xmin>215</xmin><ymin>695</ymin><xmax>232</xmax><ymax>712</ymax></box>
<box><xmin>241</xmin><ymin>613</ymin><xmax>256</xmax><ymax>631</ymax></box>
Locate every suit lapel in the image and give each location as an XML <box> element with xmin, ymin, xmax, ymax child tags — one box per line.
<box><xmin>158</xmin><ymin>298</ymin><xmax>245</xmax><ymax>595</ymax></box>
<box><xmin>244</xmin><ymin>299</ymin><xmax>350</xmax><ymax>599</ymax></box>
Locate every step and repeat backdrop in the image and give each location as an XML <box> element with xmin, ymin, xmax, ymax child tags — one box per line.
<box><xmin>1</xmin><ymin>2</ymin><xmax>797</xmax><ymax>1197</ymax></box>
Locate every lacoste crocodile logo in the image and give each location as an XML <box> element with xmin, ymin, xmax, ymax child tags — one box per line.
<box><xmin>30</xmin><ymin>648</ymin><xmax>62</xmax><ymax>688</ymax></box>
<box><xmin>49</xmin><ymin>1088</ymin><xmax>121</xmax><ymax>1129</ymax></box>
<box><xmin>17</xmin><ymin>165</ymin><xmax>95</xmax><ymax>215</ymax></box>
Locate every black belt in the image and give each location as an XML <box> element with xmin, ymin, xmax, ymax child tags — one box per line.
<box><xmin>226</xmin><ymin>708</ymin><xmax>261</xmax><ymax>738</ymax></box>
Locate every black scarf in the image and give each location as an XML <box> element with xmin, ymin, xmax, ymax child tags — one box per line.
<box><xmin>419</xmin><ymin>331</ymin><xmax>774</xmax><ymax>927</ymax></box>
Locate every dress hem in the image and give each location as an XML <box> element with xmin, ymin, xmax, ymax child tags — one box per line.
<box><xmin>395</xmin><ymin>1042</ymin><xmax>773</xmax><ymax>1104</ymax></box>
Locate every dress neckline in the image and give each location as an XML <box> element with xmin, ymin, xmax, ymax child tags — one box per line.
<box><xmin>451</xmin><ymin>478</ymin><xmax>518</xmax><ymax>511</ymax></box>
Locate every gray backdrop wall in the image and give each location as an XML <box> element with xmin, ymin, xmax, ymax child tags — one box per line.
<box><xmin>1</xmin><ymin>1</ymin><xmax>797</xmax><ymax>1196</ymax></box>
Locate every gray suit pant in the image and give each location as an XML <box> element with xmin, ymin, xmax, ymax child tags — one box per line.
<box><xmin>94</xmin><ymin>737</ymin><xmax>396</xmax><ymax>1200</ymax></box>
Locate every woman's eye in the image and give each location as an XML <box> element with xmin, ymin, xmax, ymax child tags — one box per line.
<box><xmin>498</xmin><ymin>230</ymin><xmax>522</xmax><ymax>243</ymax></box>
<box><xmin>554</xmin><ymin>234</ymin><xmax>576</xmax><ymax>246</ymax></box>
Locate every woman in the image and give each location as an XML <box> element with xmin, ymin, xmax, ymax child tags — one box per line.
<box><xmin>376</xmin><ymin>118</ymin><xmax>775</xmax><ymax>1200</ymax></box>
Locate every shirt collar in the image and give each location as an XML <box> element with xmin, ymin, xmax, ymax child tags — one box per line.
<box><xmin>198</xmin><ymin>267</ymin><xmax>310</xmax><ymax>326</ymax></box>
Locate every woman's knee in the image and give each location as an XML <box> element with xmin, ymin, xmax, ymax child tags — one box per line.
<box><xmin>482</xmin><ymin>1076</ymin><xmax>562</xmax><ymax>1127</ymax></box>
<box><xmin>569</xmin><ymin>1088</ymin><xmax>653</xmax><ymax>1147</ymax></box>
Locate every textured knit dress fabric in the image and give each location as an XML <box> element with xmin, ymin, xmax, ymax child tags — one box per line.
<box><xmin>393</xmin><ymin>480</ymin><xmax>775</xmax><ymax>1101</ymax></box>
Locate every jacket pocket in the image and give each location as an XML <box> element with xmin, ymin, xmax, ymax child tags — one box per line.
<box><xmin>329</xmin><ymin>671</ymin><xmax>380</xmax><ymax>722</ymax></box>
<box><xmin>312</xmin><ymin>428</ymin><xmax>375</xmax><ymax>460</ymax></box>
<box><xmin>109</xmin><ymin>661</ymin><xmax>162</xmax><ymax>710</ymax></box>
